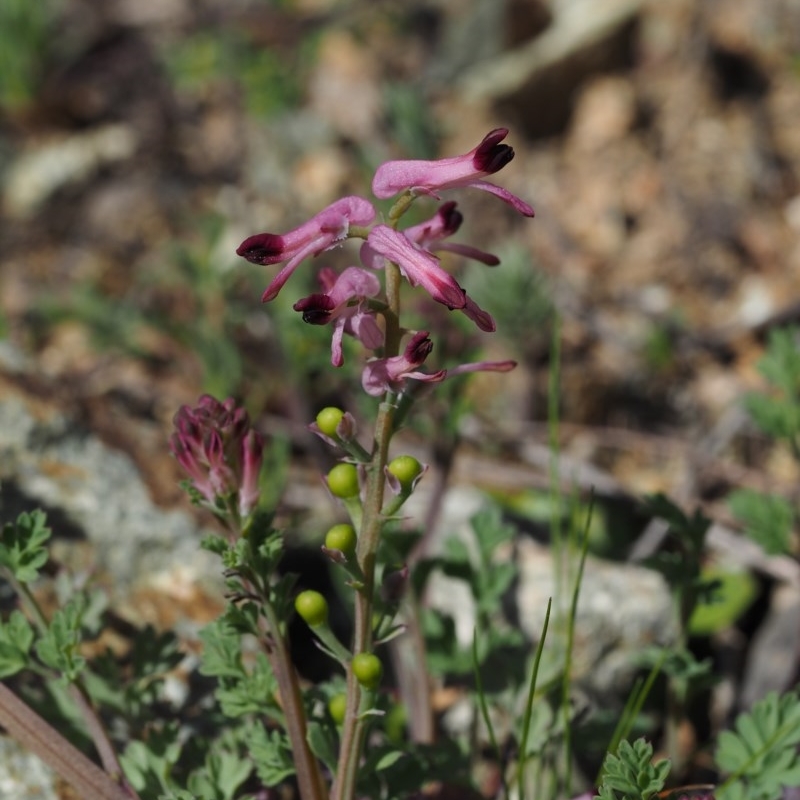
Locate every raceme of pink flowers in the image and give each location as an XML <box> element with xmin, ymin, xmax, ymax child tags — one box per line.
<box><xmin>170</xmin><ymin>395</ymin><xmax>263</xmax><ymax>518</ymax></box>
<box><xmin>236</xmin><ymin>128</ymin><xmax>534</xmax><ymax>391</ymax></box>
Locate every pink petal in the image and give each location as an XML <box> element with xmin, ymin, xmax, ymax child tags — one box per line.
<box><xmin>465</xmin><ymin>180</ymin><xmax>535</xmax><ymax>217</ymax></box>
<box><xmin>367</xmin><ymin>226</ymin><xmax>466</xmax><ymax>310</ymax></box>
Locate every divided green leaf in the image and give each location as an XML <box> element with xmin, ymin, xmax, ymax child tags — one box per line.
<box><xmin>34</xmin><ymin>594</ymin><xmax>88</xmax><ymax>681</ymax></box>
<box><xmin>594</xmin><ymin>738</ymin><xmax>670</xmax><ymax>800</ymax></box>
<box><xmin>0</xmin><ymin>610</ymin><xmax>35</xmax><ymax>677</ymax></box>
<box><xmin>0</xmin><ymin>509</ymin><xmax>51</xmax><ymax>582</ymax></box>
<box><xmin>716</xmin><ymin>690</ymin><xmax>800</xmax><ymax>800</ymax></box>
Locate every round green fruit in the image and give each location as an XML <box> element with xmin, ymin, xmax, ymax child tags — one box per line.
<box><xmin>316</xmin><ymin>407</ymin><xmax>345</xmax><ymax>437</ymax></box>
<box><xmin>327</xmin><ymin>463</ymin><xmax>360</xmax><ymax>498</ymax></box>
<box><xmin>387</xmin><ymin>455</ymin><xmax>423</xmax><ymax>486</ymax></box>
<box><xmin>325</xmin><ymin>523</ymin><xmax>357</xmax><ymax>556</ymax></box>
<box><xmin>352</xmin><ymin>653</ymin><xmax>383</xmax><ymax>690</ymax></box>
<box><xmin>294</xmin><ymin>590</ymin><xmax>329</xmax><ymax>628</ymax></box>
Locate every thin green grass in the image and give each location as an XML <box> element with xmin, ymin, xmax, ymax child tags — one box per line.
<box><xmin>517</xmin><ymin>598</ymin><xmax>553</xmax><ymax>800</ymax></box>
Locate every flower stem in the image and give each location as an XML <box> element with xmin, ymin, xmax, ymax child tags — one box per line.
<box><xmin>332</xmin><ymin>397</ymin><xmax>395</xmax><ymax>800</ymax></box>
<box><xmin>252</xmin><ymin>580</ymin><xmax>327</xmax><ymax>800</ymax></box>
<box><xmin>332</xmin><ymin>259</ymin><xmax>403</xmax><ymax>800</ymax></box>
<box><xmin>383</xmin><ymin>261</ymin><xmax>402</xmax><ymax>357</ymax></box>
<box><xmin>0</xmin><ymin>682</ymin><xmax>136</xmax><ymax>800</ymax></box>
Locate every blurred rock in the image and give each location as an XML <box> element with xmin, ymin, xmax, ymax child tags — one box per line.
<box><xmin>2</xmin><ymin>125</ymin><xmax>137</xmax><ymax>218</ymax></box>
<box><xmin>0</xmin><ymin>736</ymin><xmax>58</xmax><ymax>800</ymax></box>
<box><xmin>107</xmin><ymin>0</ymin><xmax>189</xmax><ymax>26</ymax></box>
<box><xmin>0</xmin><ymin>374</ymin><xmax>216</xmax><ymax>599</ymax></box>
<box><xmin>308</xmin><ymin>30</ymin><xmax>381</xmax><ymax>141</ymax></box>
<box><xmin>420</xmin><ymin>487</ymin><xmax>488</xmax><ymax>647</ymax></box>
<box><xmin>429</xmin><ymin>0</ymin><xmax>509</xmax><ymax>84</ymax></box>
<box><xmin>458</xmin><ymin>0</ymin><xmax>645</xmax><ymax>138</ymax></box>
<box><xmin>515</xmin><ymin>537</ymin><xmax>677</xmax><ymax>699</ymax></box>
<box><xmin>420</xmin><ymin>486</ymin><xmax>676</xmax><ymax>702</ymax></box>
<box><xmin>740</xmin><ymin>582</ymin><xmax>800</xmax><ymax>709</ymax></box>
<box><xmin>566</xmin><ymin>76</ymin><xmax>636</xmax><ymax>154</ymax></box>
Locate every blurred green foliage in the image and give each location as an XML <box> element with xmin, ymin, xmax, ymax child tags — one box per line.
<box><xmin>382</xmin><ymin>83</ymin><xmax>439</xmax><ymax>160</ymax></box>
<box><xmin>0</xmin><ymin>0</ymin><xmax>63</xmax><ymax>112</ymax></box>
<box><xmin>727</xmin><ymin>488</ymin><xmax>794</xmax><ymax>556</ymax></box>
<box><xmin>462</xmin><ymin>243</ymin><xmax>553</xmax><ymax>362</ymax></box>
<box><xmin>688</xmin><ymin>567</ymin><xmax>758</xmax><ymax>636</ymax></box>
<box><xmin>745</xmin><ymin>326</ymin><xmax>800</xmax><ymax>450</ymax></box>
<box><xmin>729</xmin><ymin>326</ymin><xmax>799</xmax><ymax>557</ymax></box>
<box><xmin>35</xmin><ymin>213</ymin><xmax>261</xmax><ymax>400</ymax></box>
<box><xmin>642</xmin><ymin>322</ymin><xmax>676</xmax><ymax>373</ymax></box>
<box><xmin>163</xmin><ymin>27</ymin><xmax>315</xmax><ymax>118</ymax></box>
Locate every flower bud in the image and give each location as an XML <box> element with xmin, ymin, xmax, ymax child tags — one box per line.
<box><xmin>170</xmin><ymin>395</ymin><xmax>264</xmax><ymax>518</ymax></box>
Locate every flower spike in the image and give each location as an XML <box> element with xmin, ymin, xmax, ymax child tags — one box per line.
<box><xmin>372</xmin><ymin>129</ymin><xmax>535</xmax><ymax>217</ymax></box>
<box><xmin>170</xmin><ymin>395</ymin><xmax>264</xmax><ymax>519</ymax></box>
<box><xmin>236</xmin><ymin>196</ymin><xmax>376</xmax><ymax>302</ymax></box>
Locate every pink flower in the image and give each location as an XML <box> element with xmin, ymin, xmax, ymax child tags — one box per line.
<box><xmin>293</xmin><ymin>266</ymin><xmax>384</xmax><ymax>366</ymax></box>
<box><xmin>363</xmin><ymin>224</ymin><xmax>496</xmax><ymax>331</ymax></box>
<box><xmin>170</xmin><ymin>395</ymin><xmax>264</xmax><ymax>518</ymax></box>
<box><xmin>236</xmin><ymin>196</ymin><xmax>376</xmax><ymax>302</ymax></box>
<box><xmin>363</xmin><ymin>225</ymin><xmax>466</xmax><ymax>310</ymax></box>
<box><xmin>404</xmin><ymin>202</ymin><xmax>500</xmax><ymax>266</ymax></box>
<box><xmin>372</xmin><ymin>129</ymin><xmax>535</xmax><ymax>217</ymax></box>
<box><xmin>446</xmin><ymin>358</ymin><xmax>516</xmax><ymax>378</ymax></box>
<box><xmin>362</xmin><ymin>332</ymin><xmax>446</xmax><ymax>397</ymax></box>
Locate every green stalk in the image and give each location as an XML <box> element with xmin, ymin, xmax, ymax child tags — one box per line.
<box><xmin>259</xmin><ymin>601</ymin><xmax>327</xmax><ymax>800</ymax></box>
<box><xmin>332</xmin><ymin>261</ymin><xmax>403</xmax><ymax>800</ymax></box>
<box><xmin>601</xmin><ymin>650</ymin><xmax>666</xmax><ymax>781</ymax></box>
<box><xmin>517</xmin><ymin>598</ymin><xmax>553</xmax><ymax>800</ymax></box>
<box><xmin>333</xmin><ymin>398</ymin><xmax>395</xmax><ymax>800</ymax></box>
<box><xmin>547</xmin><ymin>315</ymin><xmax>563</xmax><ymax>622</ymax></box>
<box><xmin>560</xmin><ymin>507</ymin><xmax>591</xmax><ymax>800</ymax></box>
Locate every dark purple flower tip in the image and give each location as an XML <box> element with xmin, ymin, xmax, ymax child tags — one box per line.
<box><xmin>236</xmin><ymin>233</ymin><xmax>287</xmax><ymax>265</ymax></box>
<box><xmin>405</xmin><ymin>331</ymin><xmax>434</xmax><ymax>366</ymax></box>
<box><xmin>438</xmin><ymin>201</ymin><xmax>463</xmax><ymax>235</ymax></box>
<box><xmin>472</xmin><ymin>128</ymin><xmax>515</xmax><ymax>174</ymax></box>
<box><xmin>293</xmin><ymin>294</ymin><xmax>336</xmax><ymax>324</ymax></box>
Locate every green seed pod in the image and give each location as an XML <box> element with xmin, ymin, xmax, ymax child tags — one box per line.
<box><xmin>327</xmin><ymin>463</ymin><xmax>360</xmax><ymax>498</ymax></box>
<box><xmin>352</xmin><ymin>652</ymin><xmax>383</xmax><ymax>690</ymax></box>
<box><xmin>387</xmin><ymin>455</ymin><xmax>423</xmax><ymax>487</ymax></box>
<box><xmin>316</xmin><ymin>407</ymin><xmax>345</xmax><ymax>438</ymax></box>
<box><xmin>294</xmin><ymin>590</ymin><xmax>329</xmax><ymax>628</ymax></box>
<box><xmin>325</xmin><ymin>523</ymin><xmax>357</xmax><ymax>557</ymax></box>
